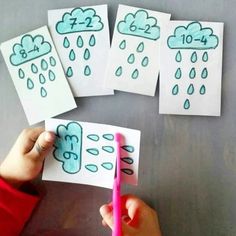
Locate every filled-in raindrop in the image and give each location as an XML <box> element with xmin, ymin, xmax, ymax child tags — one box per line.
<box><xmin>102</xmin><ymin>134</ymin><xmax>114</xmax><ymax>141</ymax></box>
<box><xmin>127</xmin><ymin>53</ymin><xmax>135</xmax><ymax>64</ymax></box>
<box><xmin>85</xmin><ymin>164</ymin><xmax>98</xmax><ymax>173</ymax></box>
<box><xmin>27</xmin><ymin>78</ymin><xmax>34</xmax><ymax>89</ymax></box>
<box><xmin>121</xmin><ymin>157</ymin><xmax>134</xmax><ymax>165</ymax></box>
<box><xmin>87</xmin><ymin>134</ymin><xmax>99</xmax><ymax>141</ymax></box>
<box><xmin>49</xmin><ymin>56</ymin><xmax>56</xmax><ymax>67</ymax></box>
<box><xmin>84</xmin><ymin>65</ymin><xmax>91</xmax><ymax>76</ymax></box>
<box><xmin>121</xmin><ymin>168</ymin><xmax>134</xmax><ymax>175</ymax></box>
<box><xmin>122</xmin><ymin>145</ymin><xmax>134</xmax><ymax>153</ymax></box>
<box><xmin>102</xmin><ymin>146</ymin><xmax>114</xmax><ymax>153</ymax></box>
<box><xmin>39</xmin><ymin>73</ymin><xmax>46</xmax><ymax>84</ymax></box>
<box><xmin>175</xmin><ymin>50</ymin><xmax>182</xmax><ymax>62</ymax></box>
<box><xmin>119</xmin><ymin>40</ymin><xmax>126</xmax><ymax>49</ymax></box>
<box><xmin>141</xmin><ymin>56</ymin><xmax>149</xmax><ymax>67</ymax></box>
<box><xmin>202</xmin><ymin>51</ymin><xmax>208</xmax><ymax>62</ymax></box>
<box><xmin>183</xmin><ymin>99</ymin><xmax>190</xmax><ymax>110</ymax></box>
<box><xmin>189</xmin><ymin>68</ymin><xmax>196</xmax><ymax>79</ymax></box>
<box><xmin>115</xmin><ymin>66</ymin><xmax>122</xmax><ymax>77</ymax></box>
<box><xmin>87</xmin><ymin>148</ymin><xmax>99</xmax><ymax>156</ymax></box>
<box><xmin>63</xmin><ymin>37</ymin><xmax>70</xmax><ymax>48</ymax></box>
<box><xmin>69</xmin><ymin>49</ymin><xmax>76</xmax><ymax>61</ymax></box>
<box><xmin>48</xmin><ymin>70</ymin><xmax>56</xmax><ymax>81</ymax></box>
<box><xmin>89</xmin><ymin>34</ymin><xmax>96</xmax><ymax>47</ymax></box>
<box><xmin>136</xmin><ymin>42</ymin><xmax>144</xmax><ymax>52</ymax></box>
<box><xmin>175</xmin><ymin>68</ymin><xmax>182</xmax><ymax>79</ymax></box>
<box><xmin>191</xmin><ymin>51</ymin><xmax>197</xmax><ymax>63</ymax></box>
<box><xmin>131</xmin><ymin>69</ymin><xmax>139</xmax><ymax>79</ymax></box>
<box><xmin>172</xmin><ymin>84</ymin><xmax>179</xmax><ymax>95</ymax></box>
<box><xmin>18</xmin><ymin>68</ymin><xmax>25</xmax><ymax>79</ymax></box>
<box><xmin>201</xmin><ymin>68</ymin><xmax>208</xmax><ymax>79</ymax></box>
<box><xmin>40</xmin><ymin>87</ymin><xmax>47</xmax><ymax>97</ymax></box>
<box><xmin>66</xmin><ymin>67</ymin><xmax>73</xmax><ymax>77</ymax></box>
<box><xmin>77</xmin><ymin>35</ymin><xmax>84</xmax><ymax>48</ymax></box>
<box><xmin>200</xmin><ymin>85</ymin><xmax>206</xmax><ymax>94</ymax></box>
<box><xmin>101</xmin><ymin>162</ymin><xmax>113</xmax><ymax>170</ymax></box>
<box><xmin>31</xmin><ymin>63</ymin><xmax>38</xmax><ymax>74</ymax></box>
<box><xmin>41</xmin><ymin>59</ymin><xmax>48</xmax><ymax>71</ymax></box>
<box><xmin>187</xmin><ymin>84</ymin><xmax>194</xmax><ymax>95</ymax></box>
<box><xmin>84</xmin><ymin>48</ymin><xmax>90</xmax><ymax>60</ymax></box>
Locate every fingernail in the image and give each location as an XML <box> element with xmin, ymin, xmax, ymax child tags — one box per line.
<box><xmin>99</xmin><ymin>204</ymin><xmax>112</xmax><ymax>216</ymax></box>
<box><xmin>45</xmin><ymin>132</ymin><xmax>55</xmax><ymax>142</ymax></box>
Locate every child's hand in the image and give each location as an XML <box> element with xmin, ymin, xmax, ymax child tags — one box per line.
<box><xmin>100</xmin><ymin>194</ymin><xmax>162</xmax><ymax>236</ymax></box>
<box><xmin>0</xmin><ymin>127</ymin><xmax>55</xmax><ymax>188</ymax></box>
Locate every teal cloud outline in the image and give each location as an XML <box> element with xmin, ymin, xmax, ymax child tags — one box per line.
<box><xmin>56</xmin><ymin>7</ymin><xmax>104</xmax><ymax>34</ymax></box>
<box><xmin>167</xmin><ymin>21</ymin><xmax>219</xmax><ymax>50</ymax></box>
<box><xmin>10</xmin><ymin>34</ymin><xmax>51</xmax><ymax>66</ymax></box>
<box><xmin>117</xmin><ymin>9</ymin><xmax>160</xmax><ymax>40</ymax></box>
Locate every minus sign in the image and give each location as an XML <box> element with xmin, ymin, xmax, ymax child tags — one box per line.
<box><xmin>194</xmin><ymin>39</ymin><xmax>201</xmax><ymax>41</ymax></box>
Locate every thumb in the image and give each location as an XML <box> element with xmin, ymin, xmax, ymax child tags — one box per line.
<box><xmin>28</xmin><ymin>131</ymin><xmax>55</xmax><ymax>161</ymax></box>
<box><xmin>100</xmin><ymin>204</ymin><xmax>114</xmax><ymax>229</ymax></box>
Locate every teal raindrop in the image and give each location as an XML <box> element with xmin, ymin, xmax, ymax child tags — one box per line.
<box><xmin>187</xmin><ymin>84</ymin><xmax>194</xmax><ymax>95</ymax></box>
<box><xmin>86</xmin><ymin>148</ymin><xmax>99</xmax><ymax>156</ymax></box>
<box><xmin>39</xmin><ymin>74</ymin><xmax>46</xmax><ymax>84</ymax></box>
<box><xmin>122</xmin><ymin>145</ymin><xmax>134</xmax><ymax>153</ymax></box>
<box><xmin>18</xmin><ymin>69</ymin><xmax>25</xmax><ymax>79</ymax></box>
<box><xmin>183</xmin><ymin>99</ymin><xmax>190</xmax><ymax>110</ymax></box>
<box><xmin>77</xmin><ymin>36</ymin><xmax>83</xmax><ymax>48</ymax></box>
<box><xmin>84</xmin><ymin>65</ymin><xmax>91</xmax><ymax>76</ymax></box>
<box><xmin>63</xmin><ymin>37</ymin><xmax>70</xmax><ymax>48</ymax></box>
<box><xmin>191</xmin><ymin>51</ymin><xmax>197</xmax><ymax>63</ymax></box>
<box><xmin>175</xmin><ymin>50</ymin><xmax>182</xmax><ymax>62</ymax></box>
<box><xmin>115</xmin><ymin>66</ymin><xmax>122</xmax><ymax>77</ymax></box>
<box><xmin>189</xmin><ymin>68</ymin><xmax>196</xmax><ymax>79</ymax></box>
<box><xmin>202</xmin><ymin>51</ymin><xmax>208</xmax><ymax>62</ymax></box>
<box><xmin>121</xmin><ymin>157</ymin><xmax>134</xmax><ymax>164</ymax></box>
<box><xmin>102</xmin><ymin>134</ymin><xmax>114</xmax><ymax>141</ymax></box>
<box><xmin>175</xmin><ymin>68</ymin><xmax>182</xmax><ymax>79</ymax></box>
<box><xmin>172</xmin><ymin>84</ymin><xmax>179</xmax><ymax>95</ymax></box>
<box><xmin>27</xmin><ymin>78</ymin><xmax>34</xmax><ymax>89</ymax></box>
<box><xmin>89</xmin><ymin>34</ymin><xmax>96</xmax><ymax>46</ymax></box>
<box><xmin>200</xmin><ymin>85</ymin><xmax>206</xmax><ymax>95</ymax></box>
<box><xmin>87</xmin><ymin>134</ymin><xmax>99</xmax><ymax>141</ymax></box>
<box><xmin>131</xmin><ymin>69</ymin><xmax>139</xmax><ymax>79</ymax></box>
<box><xmin>31</xmin><ymin>63</ymin><xmax>38</xmax><ymax>74</ymax></box>
<box><xmin>41</xmin><ymin>59</ymin><xmax>48</xmax><ymax>71</ymax></box>
<box><xmin>201</xmin><ymin>68</ymin><xmax>208</xmax><ymax>79</ymax></box>
<box><xmin>69</xmin><ymin>49</ymin><xmax>76</xmax><ymax>61</ymax></box>
<box><xmin>127</xmin><ymin>53</ymin><xmax>135</xmax><ymax>64</ymax></box>
<box><xmin>84</xmin><ymin>48</ymin><xmax>90</xmax><ymax>60</ymax></box>
<box><xmin>49</xmin><ymin>56</ymin><xmax>56</xmax><ymax>66</ymax></box>
<box><xmin>40</xmin><ymin>87</ymin><xmax>47</xmax><ymax>97</ymax></box>
<box><xmin>48</xmin><ymin>70</ymin><xmax>56</xmax><ymax>81</ymax></box>
<box><xmin>119</xmin><ymin>40</ymin><xmax>126</xmax><ymax>49</ymax></box>
<box><xmin>66</xmin><ymin>67</ymin><xmax>73</xmax><ymax>77</ymax></box>
<box><xmin>102</xmin><ymin>146</ymin><xmax>114</xmax><ymax>153</ymax></box>
<box><xmin>85</xmin><ymin>164</ymin><xmax>98</xmax><ymax>173</ymax></box>
<box><xmin>136</xmin><ymin>42</ymin><xmax>144</xmax><ymax>52</ymax></box>
<box><xmin>141</xmin><ymin>56</ymin><xmax>149</xmax><ymax>67</ymax></box>
<box><xmin>101</xmin><ymin>162</ymin><xmax>113</xmax><ymax>170</ymax></box>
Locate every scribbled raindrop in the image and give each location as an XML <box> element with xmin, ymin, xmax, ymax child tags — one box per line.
<box><xmin>131</xmin><ymin>69</ymin><xmax>139</xmax><ymax>79</ymax></box>
<box><xmin>183</xmin><ymin>99</ymin><xmax>190</xmax><ymax>109</ymax></box>
<box><xmin>122</xmin><ymin>145</ymin><xmax>134</xmax><ymax>153</ymax></box>
<box><xmin>175</xmin><ymin>68</ymin><xmax>182</xmax><ymax>79</ymax></box>
<box><xmin>48</xmin><ymin>70</ymin><xmax>56</xmax><ymax>81</ymax></box>
<box><xmin>115</xmin><ymin>66</ymin><xmax>122</xmax><ymax>77</ymax></box>
<box><xmin>102</xmin><ymin>146</ymin><xmax>114</xmax><ymax>153</ymax></box>
<box><xmin>121</xmin><ymin>157</ymin><xmax>134</xmax><ymax>164</ymax></box>
<box><xmin>87</xmin><ymin>148</ymin><xmax>99</xmax><ymax>156</ymax></box>
<box><xmin>119</xmin><ymin>40</ymin><xmax>126</xmax><ymax>49</ymax></box>
<box><xmin>89</xmin><ymin>34</ymin><xmax>96</xmax><ymax>47</ymax></box>
<box><xmin>187</xmin><ymin>84</ymin><xmax>194</xmax><ymax>95</ymax></box>
<box><xmin>121</xmin><ymin>168</ymin><xmax>134</xmax><ymax>175</ymax></box>
<box><xmin>63</xmin><ymin>37</ymin><xmax>70</xmax><ymax>48</ymax></box>
<box><xmin>191</xmin><ymin>51</ymin><xmax>197</xmax><ymax>63</ymax></box>
<box><xmin>87</xmin><ymin>134</ymin><xmax>99</xmax><ymax>141</ymax></box>
<box><xmin>102</xmin><ymin>134</ymin><xmax>114</xmax><ymax>141</ymax></box>
<box><xmin>18</xmin><ymin>69</ymin><xmax>25</xmax><ymax>79</ymax></box>
<box><xmin>201</xmin><ymin>68</ymin><xmax>208</xmax><ymax>79</ymax></box>
<box><xmin>69</xmin><ymin>49</ymin><xmax>76</xmax><ymax>61</ymax></box>
<box><xmin>31</xmin><ymin>63</ymin><xmax>38</xmax><ymax>74</ymax></box>
<box><xmin>137</xmin><ymin>42</ymin><xmax>144</xmax><ymax>52</ymax></box>
<box><xmin>85</xmin><ymin>164</ymin><xmax>98</xmax><ymax>172</ymax></box>
<box><xmin>84</xmin><ymin>65</ymin><xmax>91</xmax><ymax>76</ymax></box>
<box><xmin>77</xmin><ymin>35</ymin><xmax>83</xmax><ymax>48</ymax></box>
<box><xmin>172</xmin><ymin>84</ymin><xmax>179</xmax><ymax>95</ymax></box>
<box><xmin>39</xmin><ymin>73</ymin><xmax>46</xmax><ymax>84</ymax></box>
<box><xmin>27</xmin><ymin>78</ymin><xmax>34</xmax><ymax>89</ymax></box>
<box><xmin>49</xmin><ymin>56</ymin><xmax>56</xmax><ymax>67</ymax></box>
<box><xmin>127</xmin><ymin>53</ymin><xmax>135</xmax><ymax>64</ymax></box>
<box><xmin>189</xmin><ymin>68</ymin><xmax>196</xmax><ymax>79</ymax></box>
<box><xmin>66</xmin><ymin>67</ymin><xmax>73</xmax><ymax>77</ymax></box>
<box><xmin>41</xmin><ymin>59</ymin><xmax>48</xmax><ymax>71</ymax></box>
<box><xmin>200</xmin><ymin>85</ymin><xmax>206</xmax><ymax>94</ymax></box>
<box><xmin>101</xmin><ymin>162</ymin><xmax>113</xmax><ymax>170</ymax></box>
<box><xmin>40</xmin><ymin>87</ymin><xmax>47</xmax><ymax>97</ymax></box>
<box><xmin>84</xmin><ymin>48</ymin><xmax>90</xmax><ymax>60</ymax></box>
<box><xmin>141</xmin><ymin>56</ymin><xmax>149</xmax><ymax>67</ymax></box>
<box><xmin>175</xmin><ymin>50</ymin><xmax>182</xmax><ymax>62</ymax></box>
<box><xmin>202</xmin><ymin>51</ymin><xmax>208</xmax><ymax>62</ymax></box>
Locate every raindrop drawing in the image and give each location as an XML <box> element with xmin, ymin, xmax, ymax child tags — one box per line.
<box><xmin>172</xmin><ymin>84</ymin><xmax>179</xmax><ymax>95</ymax></box>
<box><xmin>87</xmin><ymin>134</ymin><xmax>100</xmax><ymax>141</ymax></box>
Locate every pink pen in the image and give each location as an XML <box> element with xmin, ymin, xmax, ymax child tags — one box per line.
<box><xmin>112</xmin><ymin>133</ymin><xmax>122</xmax><ymax>236</ymax></box>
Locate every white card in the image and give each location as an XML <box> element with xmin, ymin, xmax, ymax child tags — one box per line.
<box><xmin>104</xmin><ymin>4</ymin><xmax>171</xmax><ymax>96</ymax></box>
<box><xmin>0</xmin><ymin>26</ymin><xmax>76</xmax><ymax>125</ymax></box>
<box><xmin>48</xmin><ymin>5</ymin><xmax>114</xmax><ymax>97</ymax></box>
<box><xmin>159</xmin><ymin>21</ymin><xmax>224</xmax><ymax>116</ymax></box>
<box><xmin>43</xmin><ymin>118</ymin><xmax>141</xmax><ymax>189</ymax></box>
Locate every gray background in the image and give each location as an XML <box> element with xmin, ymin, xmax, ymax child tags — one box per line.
<box><xmin>0</xmin><ymin>0</ymin><xmax>235</xmax><ymax>235</ymax></box>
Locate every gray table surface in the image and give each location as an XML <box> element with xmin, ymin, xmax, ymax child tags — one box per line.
<box><xmin>1</xmin><ymin>0</ymin><xmax>236</xmax><ymax>235</ymax></box>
